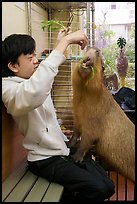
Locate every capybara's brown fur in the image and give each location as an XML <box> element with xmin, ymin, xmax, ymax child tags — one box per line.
<box><xmin>68</xmin><ymin>47</ymin><xmax>135</xmax><ymax>182</ymax></box>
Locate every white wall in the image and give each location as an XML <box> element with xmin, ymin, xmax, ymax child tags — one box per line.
<box><xmin>31</xmin><ymin>3</ymin><xmax>48</xmax><ymax>58</ymax></box>
<box><xmin>2</xmin><ymin>2</ymin><xmax>48</xmax><ymax>57</ymax></box>
<box><xmin>2</xmin><ymin>2</ymin><xmax>27</xmax><ymax>40</ymax></box>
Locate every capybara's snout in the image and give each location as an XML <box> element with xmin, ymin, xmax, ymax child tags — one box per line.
<box><xmin>83</xmin><ymin>47</ymin><xmax>100</xmax><ymax>65</ymax></box>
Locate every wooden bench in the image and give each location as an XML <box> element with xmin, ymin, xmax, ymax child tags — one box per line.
<box><xmin>2</xmin><ymin>159</ymin><xmax>64</xmax><ymax>202</ymax></box>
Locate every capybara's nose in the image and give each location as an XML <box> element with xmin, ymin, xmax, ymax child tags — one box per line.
<box><xmin>82</xmin><ymin>57</ymin><xmax>93</xmax><ymax>68</ymax></box>
<box><xmin>83</xmin><ymin>57</ymin><xmax>90</xmax><ymax>63</ymax></box>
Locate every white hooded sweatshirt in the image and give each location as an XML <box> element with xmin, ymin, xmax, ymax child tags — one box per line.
<box><xmin>2</xmin><ymin>50</ymin><xmax>70</xmax><ymax>161</ymax></box>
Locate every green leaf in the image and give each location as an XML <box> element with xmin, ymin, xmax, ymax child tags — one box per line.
<box><xmin>117</xmin><ymin>37</ymin><xmax>126</xmax><ymax>49</ymax></box>
<box><xmin>40</xmin><ymin>20</ymin><xmax>66</xmax><ymax>31</ymax></box>
<box><xmin>90</xmin><ymin>66</ymin><xmax>95</xmax><ymax>80</ymax></box>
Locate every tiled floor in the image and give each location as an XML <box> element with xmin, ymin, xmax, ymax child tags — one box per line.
<box><xmin>107</xmin><ymin>171</ymin><xmax>134</xmax><ymax>201</ymax></box>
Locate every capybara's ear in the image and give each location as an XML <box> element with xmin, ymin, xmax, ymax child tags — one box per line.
<box><xmin>101</xmin><ymin>58</ymin><xmax>105</xmax><ymax>72</ymax></box>
<box><xmin>95</xmin><ymin>48</ymin><xmax>100</xmax><ymax>57</ymax></box>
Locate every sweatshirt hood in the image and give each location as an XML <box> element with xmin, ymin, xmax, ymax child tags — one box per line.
<box><xmin>2</xmin><ymin>76</ymin><xmax>25</xmax><ymax>83</ymax></box>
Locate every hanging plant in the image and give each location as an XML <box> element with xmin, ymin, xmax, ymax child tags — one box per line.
<box><xmin>117</xmin><ymin>37</ymin><xmax>126</xmax><ymax>49</ymax></box>
<box><xmin>116</xmin><ymin>37</ymin><xmax>128</xmax><ymax>87</ymax></box>
<box><xmin>41</xmin><ymin>20</ymin><xmax>67</xmax><ymax>31</ymax></box>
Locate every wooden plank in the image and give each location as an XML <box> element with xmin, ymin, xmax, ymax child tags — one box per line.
<box><xmin>2</xmin><ymin>160</ymin><xmax>27</xmax><ymax>201</ymax></box>
<box><xmin>3</xmin><ymin>159</ymin><xmax>64</xmax><ymax>202</ymax></box>
<box><xmin>4</xmin><ymin>171</ymin><xmax>38</xmax><ymax>202</ymax></box>
<box><xmin>24</xmin><ymin>177</ymin><xmax>50</xmax><ymax>202</ymax></box>
<box><xmin>42</xmin><ymin>182</ymin><xmax>64</xmax><ymax>202</ymax></box>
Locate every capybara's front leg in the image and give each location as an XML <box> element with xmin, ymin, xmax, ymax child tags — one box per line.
<box><xmin>71</xmin><ymin>136</ymin><xmax>92</xmax><ymax>162</ymax></box>
<box><xmin>71</xmin><ymin>145</ymin><xmax>87</xmax><ymax>162</ymax></box>
<box><xmin>67</xmin><ymin>127</ymin><xmax>81</xmax><ymax>148</ymax></box>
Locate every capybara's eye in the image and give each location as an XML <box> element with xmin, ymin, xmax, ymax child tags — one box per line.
<box><xmin>95</xmin><ymin>49</ymin><xmax>100</xmax><ymax>56</ymax></box>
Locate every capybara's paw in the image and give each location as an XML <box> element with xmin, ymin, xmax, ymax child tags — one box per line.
<box><xmin>71</xmin><ymin>153</ymin><xmax>84</xmax><ymax>163</ymax></box>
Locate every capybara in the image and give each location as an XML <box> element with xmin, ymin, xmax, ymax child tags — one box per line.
<box><xmin>68</xmin><ymin>47</ymin><xmax>135</xmax><ymax>182</ymax></box>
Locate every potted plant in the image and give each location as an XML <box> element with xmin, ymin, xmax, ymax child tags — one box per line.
<box><xmin>116</xmin><ymin>37</ymin><xmax>128</xmax><ymax>87</ymax></box>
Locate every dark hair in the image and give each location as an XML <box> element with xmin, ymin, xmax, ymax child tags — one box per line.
<box><xmin>2</xmin><ymin>34</ymin><xmax>36</xmax><ymax>77</ymax></box>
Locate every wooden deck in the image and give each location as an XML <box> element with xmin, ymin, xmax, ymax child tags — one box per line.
<box><xmin>107</xmin><ymin>171</ymin><xmax>134</xmax><ymax>201</ymax></box>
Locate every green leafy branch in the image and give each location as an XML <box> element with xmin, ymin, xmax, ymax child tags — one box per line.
<box><xmin>41</xmin><ymin>20</ymin><xmax>67</xmax><ymax>31</ymax></box>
